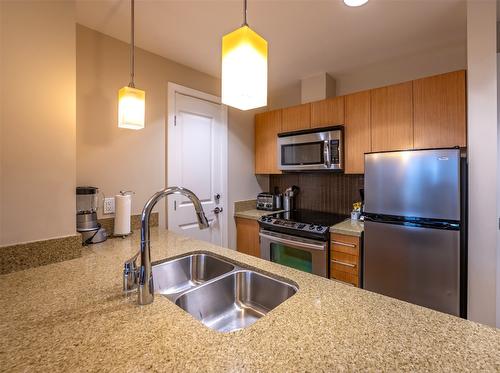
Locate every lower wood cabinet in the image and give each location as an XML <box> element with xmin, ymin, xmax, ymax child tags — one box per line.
<box><xmin>235</xmin><ymin>217</ymin><xmax>260</xmax><ymax>258</ymax></box>
<box><xmin>330</xmin><ymin>233</ymin><xmax>362</xmax><ymax>287</ymax></box>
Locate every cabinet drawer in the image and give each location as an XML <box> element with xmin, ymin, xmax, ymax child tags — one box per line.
<box><xmin>331</xmin><ymin>234</ymin><xmax>360</xmax><ymax>256</ymax></box>
<box><xmin>331</xmin><ymin>256</ymin><xmax>358</xmax><ymax>275</ymax></box>
<box><xmin>330</xmin><ymin>269</ymin><xmax>359</xmax><ymax>287</ymax></box>
<box><xmin>331</xmin><ymin>251</ymin><xmax>358</xmax><ymax>266</ymax></box>
<box><xmin>330</xmin><ymin>233</ymin><xmax>361</xmax><ymax>287</ymax></box>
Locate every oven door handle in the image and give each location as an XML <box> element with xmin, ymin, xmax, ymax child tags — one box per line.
<box><xmin>324</xmin><ymin>140</ymin><xmax>331</xmax><ymax>168</ymax></box>
<box><xmin>259</xmin><ymin>232</ymin><xmax>326</xmax><ymax>251</ymax></box>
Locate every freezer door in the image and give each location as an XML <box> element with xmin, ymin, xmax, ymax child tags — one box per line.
<box><xmin>364</xmin><ymin>149</ymin><xmax>460</xmax><ymax>221</ymax></box>
<box><xmin>363</xmin><ymin>220</ymin><xmax>460</xmax><ymax>316</ymax></box>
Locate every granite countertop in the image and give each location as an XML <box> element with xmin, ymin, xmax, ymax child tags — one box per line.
<box><xmin>234</xmin><ymin>208</ymin><xmax>283</xmax><ymax>220</ymax></box>
<box><xmin>330</xmin><ymin>218</ymin><xmax>364</xmax><ymax>237</ymax></box>
<box><xmin>1</xmin><ymin>228</ymin><xmax>499</xmax><ymax>371</ymax></box>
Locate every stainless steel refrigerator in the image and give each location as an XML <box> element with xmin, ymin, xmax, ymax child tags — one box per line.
<box><xmin>363</xmin><ymin>148</ymin><xmax>467</xmax><ymax>317</ymax></box>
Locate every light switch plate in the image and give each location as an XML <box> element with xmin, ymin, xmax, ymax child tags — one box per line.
<box><xmin>104</xmin><ymin>197</ymin><xmax>115</xmax><ymax>214</ymax></box>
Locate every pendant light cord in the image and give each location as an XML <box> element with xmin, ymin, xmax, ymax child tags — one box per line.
<box><xmin>129</xmin><ymin>0</ymin><xmax>135</xmax><ymax>88</ymax></box>
<box><xmin>242</xmin><ymin>0</ymin><xmax>248</xmax><ymax>26</ymax></box>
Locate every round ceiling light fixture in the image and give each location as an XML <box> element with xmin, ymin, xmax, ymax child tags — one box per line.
<box><xmin>344</xmin><ymin>0</ymin><xmax>369</xmax><ymax>7</ymax></box>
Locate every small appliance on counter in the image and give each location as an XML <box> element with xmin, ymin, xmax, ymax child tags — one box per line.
<box><xmin>283</xmin><ymin>185</ymin><xmax>299</xmax><ymax>211</ymax></box>
<box><xmin>278</xmin><ymin>126</ymin><xmax>344</xmax><ymax>171</ymax></box>
<box><xmin>351</xmin><ymin>202</ymin><xmax>362</xmax><ymax>220</ymax></box>
<box><xmin>76</xmin><ymin>186</ymin><xmax>107</xmax><ymax>245</ymax></box>
<box><xmin>256</xmin><ymin>192</ymin><xmax>282</xmax><ymax>211</ymax></box>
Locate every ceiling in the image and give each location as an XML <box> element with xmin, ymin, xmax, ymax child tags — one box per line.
<box><xmin>76</xmin><ymin>0</ymin><xmax>467</xmax><ymax>93</ymax></box>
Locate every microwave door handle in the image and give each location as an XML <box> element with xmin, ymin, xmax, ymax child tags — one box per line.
<box><xmin>324</xmin><ymin>140</ymin><xmax>331</xmax><ymax>168</ymax></box>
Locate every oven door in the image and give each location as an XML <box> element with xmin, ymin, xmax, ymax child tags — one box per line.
<box><xmin>259</xmin><ymin>229</ymin><xmax>328</xmax><ymax>277</ymax></box>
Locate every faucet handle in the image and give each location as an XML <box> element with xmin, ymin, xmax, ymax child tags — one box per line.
<box><xmin>123</xmin><ymin>251</ymin><xmax>140</xmax><ymax>293</ymax></box>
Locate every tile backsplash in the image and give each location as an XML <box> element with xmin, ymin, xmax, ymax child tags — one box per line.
<box><xmin>269</xmin><ymin>173</ymin><xmax>364</xmax><ymax>215</ymax></box>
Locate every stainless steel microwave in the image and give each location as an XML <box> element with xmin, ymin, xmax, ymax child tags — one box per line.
<box><xmin>277</xmin><ymin>126</ymin><xmax>344</xmax><ymax>171</ymax></box>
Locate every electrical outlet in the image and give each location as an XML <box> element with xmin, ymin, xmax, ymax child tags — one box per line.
<box><xmin>103</xmin><ymin>197</ymin><xmax>115</xmax><ymax>214</ymax></box>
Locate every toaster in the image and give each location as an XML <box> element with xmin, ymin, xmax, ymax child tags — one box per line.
<box><xmin>256</xmin><ymin>192</ymin><xmax>282</xmax><ymax>211</ymax></box>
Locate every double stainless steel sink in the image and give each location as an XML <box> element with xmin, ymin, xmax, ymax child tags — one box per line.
<box><xmin>152</xmin><ymin>252</ymin><xmax>298</xmax><ymax>333</ymax></box>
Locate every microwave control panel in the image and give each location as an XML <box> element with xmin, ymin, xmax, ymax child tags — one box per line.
<box><xmin>330</xmin><ymin>140</ymin><xmax>340</xmax><ymax>164</ymax></box>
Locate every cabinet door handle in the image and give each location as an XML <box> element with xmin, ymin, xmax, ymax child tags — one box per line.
<box><xmin>332</xmin><ymin>240</ymin><xmax>356</xmax><ymax>248</ymax></box>
<box><xmin>331</xmin><ymin>259</ymin><xmax>356</xmax><ymax>268</ymax></box>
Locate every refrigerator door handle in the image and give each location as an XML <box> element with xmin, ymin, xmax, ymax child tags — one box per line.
<box><xmin>363</xmin><ymin>215</ymin><xmax>459</xmax><ymax>230</ymax></box>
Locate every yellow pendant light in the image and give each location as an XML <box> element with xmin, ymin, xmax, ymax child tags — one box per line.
<box><xmin>221</xmin><ymin>0</ymin><xmax>268</xmax><ymax>111</ymax></box>
<box><xmin>118</xmin><ymin>0</ymin><xmax>145</xmax><ymax>130</ymax></box>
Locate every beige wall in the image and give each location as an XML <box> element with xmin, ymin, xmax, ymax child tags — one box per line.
<box><xmin>77</xmin><ymin>25</ymin><xmax>263</xmax><ymax>248</ymax></box>
<box><xmin>268</xmin><ymin>81</ymin><xmax>302</xmax><ymax>110</ymax></box>
<box><xmin>466</xmin><ymin>0</ymin><xmax>498</xmax><ymax>327</ymax></box>
<box><xmin>0</xmin><ymin>1</ymin><xmax>3</xmax><ymax>245</ymax></box>
<box><xmin>227</xmin><ymin>108</ymin><xmax>268</xmax><ymax>249</ymax></box>
<box><xmin>76</xmin><ymin>25</ymin><xmax>219</xmax><ymax>227</ymax></box>
<box><xmin>497</xmin><ymin>52</ymin><xmax>500</xmax><ymax>329</ymax></box>
<box><xmin>267</xmin><ymin>43</ymin><xmax>466</xmax><ymax>110</ymax></box>
<box><xmin>1</xmin><ymin>1</ymin><xmax>76</xmax><ymax>246</ymax></box>
<box><xmin>334</xmin><ymin>43</ymin><xmax>466</xmax><ymax>96</ymax></box>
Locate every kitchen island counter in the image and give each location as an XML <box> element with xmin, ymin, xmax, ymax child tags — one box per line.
<box><xmin>1</xmin><ymin>228</ymin><xmax>499</xmax><ymax>372</ymax></box>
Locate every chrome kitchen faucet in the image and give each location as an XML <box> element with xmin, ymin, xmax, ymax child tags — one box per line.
<box><xmin>123</xmin><ymin>187</ymin><xmax>209</xmax><ymax>305</ymax></box>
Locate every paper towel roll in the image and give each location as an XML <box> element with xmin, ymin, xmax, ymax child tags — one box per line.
<box><xmin>114</xmin><ymin>194</ymin><xmax>132</xmax><ymax>236</ymax></box>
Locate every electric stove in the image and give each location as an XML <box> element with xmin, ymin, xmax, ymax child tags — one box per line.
<box><xmin>258</xmin><ymin>209</ymin><xmax>348</xmax><ymax>241</ymax></box>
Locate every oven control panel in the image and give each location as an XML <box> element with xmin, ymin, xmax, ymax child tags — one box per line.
<box><xmin>259</xmin><ymin>216</ymin><xmax>329</xmax><ymax>234</ymax></box>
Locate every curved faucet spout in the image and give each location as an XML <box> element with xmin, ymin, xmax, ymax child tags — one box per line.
<box><xmin>137</xmin><ymin>187</ymin><xmax>209</xmax><ymax>305</ymax></box>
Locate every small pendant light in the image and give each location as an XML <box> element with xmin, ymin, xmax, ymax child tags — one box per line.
<box><xmin>118</xmin><ymin>0</ymin><xmax>145</xmax><ymax>130</ymax></box>
<box><xmin>221</xmin><ymin>0</ymin><xmax>268</xmax><ymax>111</ymax></box>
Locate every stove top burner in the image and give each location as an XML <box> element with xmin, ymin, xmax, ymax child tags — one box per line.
<box><xmin>267</xmin><ymin>210</ymin><xmax>348</xmax><ymax>226</ymax></box>
<box><xmin>259</xmin><ymin>209</ymin><xmax>348</xmax><ymax>240</ymax></box>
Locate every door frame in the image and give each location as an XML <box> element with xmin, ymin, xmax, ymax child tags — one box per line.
<box><xmin>167</xmin><ymin>82</ymin><xmax>229</xmax><ymax>247</ymax></box>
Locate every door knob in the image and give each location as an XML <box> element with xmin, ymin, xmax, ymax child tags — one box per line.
<box><xmin>212</xmin><ymin>207</ymin><xmax>223</xmax><ymax>214</ymax></box>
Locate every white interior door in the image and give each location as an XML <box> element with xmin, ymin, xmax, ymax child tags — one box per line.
<box><xmin>168</xmin><ymin>87</ymin><xmax>227</xmax><ymax>246</ymax></box>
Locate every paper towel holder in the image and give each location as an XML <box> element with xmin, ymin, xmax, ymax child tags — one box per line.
<box><xmin>120</xmin><ymin>190</ymin><xmax>135</xmax><ymax>196</ymax></box>
<box><xmin>114</xmin><ymin>190</ymin><xmax>135</xmax><ymax>238</ymax></box>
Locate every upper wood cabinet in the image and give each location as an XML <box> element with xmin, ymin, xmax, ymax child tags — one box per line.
<box><xmin>311</xmin><ymin>96</ymin><xmax>345</xmax><ymax>128</ymax></box>
<box><xmin>344</xmin><ymin>91</ymin><xmax>371</xmax><ymax>174</ymax></box>
<box><xmin>370</xmin><ymin>81</ymin><xmax>413</xmax><ymax>152</ymax></box>
<box><xmin>413</xmin><ymin>70</ymin><xmax>466</xmax><ymax>149</ymax></box>
<box><xmin>254</xmin><ymin>70</ymin><xmax>467</xmax><ymax>175</ymax></box>
<box><xmin>255</xmin><ymin>109</ymin><xmax>282</xmax><ymax>174</ymax></box>
<box><xmin>282</xmin><ymin>103</ymin><xmax>311</xmax><ymax>132</ymax></box>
